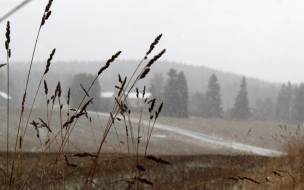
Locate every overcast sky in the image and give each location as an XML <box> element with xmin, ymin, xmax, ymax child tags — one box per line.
<box><xmin>1</xmin><ymin>0</ymin><xmax>304</xmax><ymax>83</ymax></box>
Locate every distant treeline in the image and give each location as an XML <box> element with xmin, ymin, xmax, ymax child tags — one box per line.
<box><xmin>152</xmin><ymin>69</ymin><xmax>304</xmax><ymax>123</ymax></box>
<box><xmin>1</xmin><ymin>60</ymin><xmax>302</xmax><ymax>123</ymax></box>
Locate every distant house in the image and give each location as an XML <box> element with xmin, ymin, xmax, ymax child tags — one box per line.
<box><xmin>0</xmin><ymin>91</ymin><xmax>11</xmax><ymax>106</ymax></box>
<box><xmin>99</xmin><ymin>91</ymin><xmax>151</xmax><ymax>111</ymax></box>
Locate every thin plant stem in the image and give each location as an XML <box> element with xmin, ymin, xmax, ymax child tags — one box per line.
<box><xmin>6</xmin><ymin>42</ymin><xmax>10</xmax><ymax>189</ymax></box>
<box><xmin>14</xmin><ymin>26</ymin><xmax>42</xmax><ymax>154</ymax></box>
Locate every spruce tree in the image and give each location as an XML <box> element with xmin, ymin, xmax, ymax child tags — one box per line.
<box><xmin>163</xmin><ymin>69</ymin><xmax>188</xmax><ymax>117</ymax></box>
<box><xmin>231</xmin><ymin>77</ymin><xmax>250</xmax><ymax>120</ymax></box>
<box><xmin>293</xmin><ymin>83</ymin><xmax>304</xmax><ymax>122</ymax></box>
<box><xmin>163</xmin><ymin>69</ymin><xmax>178</xmax><ymax>117</ymax></box>
<box><xmin>176</xmin><ymin>71</ymin><xmax>188</xmax><ymax>117</ymax></box>
<box><xmin>202</xmin><ymin>74</ymin><xmax>222</xmax><ymax>118</ymax></box>
<box><xmin>275</xmin><ymin>82</ymin><xmax>292</xmax><ymax>121</ymax></box>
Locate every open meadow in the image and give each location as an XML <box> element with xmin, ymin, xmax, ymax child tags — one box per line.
<box><xmin>2</xmin><ymin>0</ymin><xmax>304</xmax><ymax>189</ymax></box>
<box><xmin>1</xmin><ymin>106</ymin><xmax>303</xmax><ymax>189</ymax></box>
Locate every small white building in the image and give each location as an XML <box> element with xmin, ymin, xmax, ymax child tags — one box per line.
<box><xmin>100</xmin><ymin>91</ymin><xmax>151</xmax><ymax>109</ymax></box>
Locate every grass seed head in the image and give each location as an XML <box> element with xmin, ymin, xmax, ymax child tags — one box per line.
<box><xmin>134</xmin><ymin>177</ymin><xmax>154</xmax><ymax>186</ymax></box>
<box><xmin>45</xmin><ymin>0</ymin><xmax>53</xmax><ymax>13</ymax></box>
<box><xmin>72</xmin><ymin>153</ymin><xmax>97</xmax><ymax>158</ymax></box>
<box><xmin>148</xmin><ymin>98</ymin><xmax>156</xmax><ymax>113</ymax></box>
<box><xmin>5</xmin><ymin>21</ymin><xmax>10</xmax><ymax>50</ymax></box>
<box><xmin>22</xmin><ymin>92</ymin><xmax>26</xmax><ymax>113</ymax></box>
<box><xmin>146</xmin><ymin>34</ymin><xmax>162</xmax><ymax>56</ymax></box>
<box><xmin>118</xmin><ymin>74</ymin><xmax>122</xmax><ymax>83</ymax></box>
<box><xmin>98</xmin><ymin>51</ymin><xmax>122</xmax><ymax>75</ymax></box>
<box><xmin>136</xmin><ymin>165</ymin><xmax>146</xmax><ymax>171</ymax></box>
<box><xmin>44</xmin><ymin>48</ymin><xmax>56</xmax><ymax>74</ymax></box>
<box><xmin>140</xmin><ymin>68</ymin><xmax>150</xmax><ymax>80</ymax></box>
<box><xmin>0</xmin><ymin>64</ymin><xmax>7</xmax><ymax>68</ymax></box>
<box><xmin>19</xmin><ymin>136</ymin><xmax>22</xmax><ymax>149</ymax></box>
<box><xmin>67</xmin><ymin>88</ymin><xmax>71</xmax><ymax>105</ymax></box>
<box><xmin>146</xmin><ymin>49</ymin><xmax>166</xmax><ymax>68</ymax></box>
<box><xmin>45</xmin><ymin>11</ymin><xmax>52</xmax><ymax>20</ymax></box>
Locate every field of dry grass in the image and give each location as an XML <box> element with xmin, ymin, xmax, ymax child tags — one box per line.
<box><xmin>0</xmin><ymin>152</ymin><xmax>273</xmax><ymax>189</ymax></box>
<box><xmin>2</xmin><ymin>0</ymin><xmax>304</xmax><ymax>189</ymax></box>
<box><xmin>1</xmin><ymin>106</ymin><xmax>304</xmax><ymax>189</ymax></box>
<box><xmin>156</xmin><ymin>116</ymin><xmax>302</xmax><ymax>152</ymax></box>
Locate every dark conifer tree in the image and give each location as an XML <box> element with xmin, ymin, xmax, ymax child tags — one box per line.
<box><xmin>176</xmin><ymin>71</ymin><xmax>188</xmax><ymax>117</ymax></box>
<box><xmin>202</xmin><ymin>74</ymin><xmax>222</xmax><ymax>118</ymax></box>
<box><xmin>275</xmin><ymin>82</ymin><xmax>292</xmax><ymax>121</ymax></box>
<box><xmin>163</xmin><ymin>69</ymin><xmax>178</xmax><ymax>117</ymax></box>
<box><xmin>163</xmin><ymin>69</ymin><xmax>188</xmax><ymax>117</ymax></box>
<box><xmin>293</xmin><ymin>83</ymin><xmax>304</xmax><ymax>122</ymax></box>
<box><xmin>231</xmin><ymin>77</ymin><xmax>250</xmax><ymax>120</ymax></box>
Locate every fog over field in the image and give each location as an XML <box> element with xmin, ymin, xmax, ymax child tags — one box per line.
<box><xmin>1</xmin><ymin>1</ymin><xmax>304</xmax><ymax>189</ymax></box>
<box><xmin>1</xmin><ymin>0</ymin><xmax>304</xmax><ymax>83</ymax></box>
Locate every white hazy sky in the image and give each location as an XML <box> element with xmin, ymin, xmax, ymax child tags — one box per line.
<box><xmin>1</xmin><ymin>0</ymin><xmax>304</xmax><ymax>83</ymax></box>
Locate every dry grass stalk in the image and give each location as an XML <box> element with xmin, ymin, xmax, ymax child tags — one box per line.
<box><xmin>43</xmin><ymin>80</ymin><xmax>48</xmax><ymax>95</ymax></box>
<box><xmin>4</xmin><ymin>1</ymin><xmax>169</xmax><ymax>187</ymax></box>
<box><xmin>136</xmin><ymin>165</ymin><xmax>145</xmax><ymax>171</ymax></box>
<box><xmin>5</xmin><ymin>20</ymin><xmax>11</xmax><ymax>188</ymax></box>
<box><xmin>72</xmin><ymin>153</ymin><xmax>97</xmax><ymax>158</ymax></box>
<box><xmin>80</xmin><ymin>84</ymin><xmax>90</xmax><ymax>97</ymax></box>
<box><xmin>80</xmin><ymin>97</ymin><xmax>93</xmax><ymax>113</ymax></box>
<box><xmin>146</xmin><ymin>33</ymin><xmax>162</xmax><ymax>56</ymax></box>
<box><xmin>56</xmin><ymin>81</ymin><xmax>61</xmax><ymax>97</ymax></box>
<box><xmin>228</xmin><ymin>176</ymin><xmax>260</xmax><ymax>184</ymax></box>
<box><xmin>44</xmin><ymin>48</ymin><xmax>56</xmax><ymax>74</ymax></box>
<box><xmin>134</xmin><ymin>177</ymin><xmax>154</xmax><ymax>186</ymax></box>
<box><xmin>98</xmin><ymin>51</ymin><xmax>122</xmax><ymax>76</ymax></box>
<box><xmin>39</xmin><ymin>118</ymin><xmax>52</xmax><ymax>133</ymax></box>
<box><xmin>18</xmin><ymin>136</ymin><xmax>22</xmax><ymax>150</ymax></box>
<box><xmin>30</xmin><ymin>121</ymin><xmax>41</xmax><ymax>138</ymax></box>
<box><xmin>5</xmin><ymin>21</ymin><xmax>10</xmax><ymax>50</ymax></box>
<box><xmin>148</xmin><ymin>98</ymin><xmax>156</xmax><ymax>113</ymax></box>
<box><xmin>0</xmin><ymin>63</ymin><xmax>7</xmax><ymax>68</ymax></box>
<box><xmin>146</xmin><ymin>49</ymin><xmax>166</xmax><ymax>68</ymax></box>
<box><xmin>146</xmin><ymin>155</ymin><xmax>171</xmax><ymax>165</ymax></box>
<box><xmin>41</xmin><ymin>0</ymin><xmax>53</xmax><ymax>26</ymax></box>
<box><xmin>155</xmin><ymin>102</ymin><xmax>163</xmax><ymax>119</ymax></box>
<box><xmin>67</xmin><ymin>88</ymin><xmax>71</xmax><ymax>105</ymax></box>
<box><xmin>118</xmin><ymin>74</ymin><xmax>122</xmax><ymax>83</ymax></box>
<box><xmin>142</xmin><ymin>86</ymin><xmax>146</xmax><ymax>98</ymax></box>
<box><xmin>64</xmin><ymin>155</ymin><xmax>77</xmax><ymax>168</ymax></box>
<box><xmin>136</xmin><ymin>88</ymin><xmax>139</xmax><ymax>98</ymax></box>
<box><xmin>139</xmin><ymin>68</ymin><xmax>150</xmax><ymax>79</ymax></box>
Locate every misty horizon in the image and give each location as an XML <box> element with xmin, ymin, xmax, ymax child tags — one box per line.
<box><xmin>1</xmin><ymin>0</ymin><xmax>304</xmax><ymax>83</ymax></box>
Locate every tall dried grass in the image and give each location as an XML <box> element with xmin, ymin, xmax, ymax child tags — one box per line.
<box><xmin>1</xmin><ymin>0</ymin><xmax>168</xmax><ymax>189</ymax></box>
<box><xmin>3</xmin><ymin>1</ymin><xmax>304</xmax><ymax>190</ymax></box>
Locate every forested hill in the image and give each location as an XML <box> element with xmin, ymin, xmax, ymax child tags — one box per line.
<box><xmin>8</xmin><ymin>60</ymin><xmax>281</xmax><ymax>109</ymax></box>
